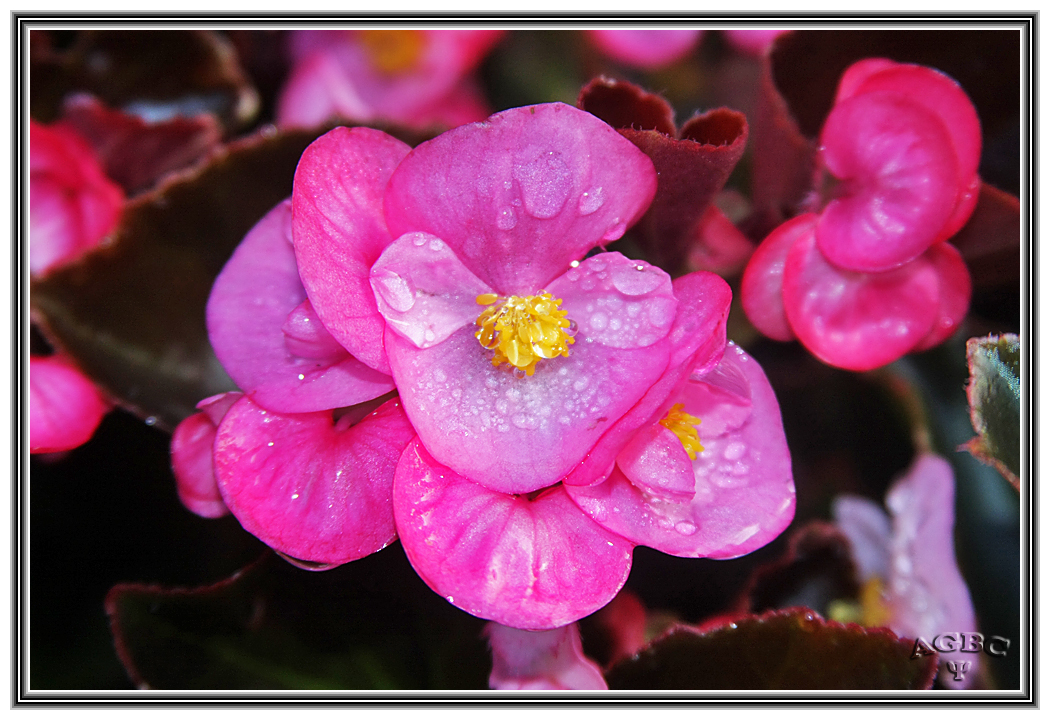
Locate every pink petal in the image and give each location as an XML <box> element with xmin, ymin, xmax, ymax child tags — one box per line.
<box><xmin>29</xmin><ymin>120</ymin><xmax>123</xmax><ymax>276</ymax></box>
<box><xmin>817</xmin><ymin>92</ymin><xmax>960</xmax><ymax>272</ymax></box>
<box><xmin>722</xmin><ymin>29</ymin><xmax>790</xmax><ymax>56</ymax></box>
<box><xmin>370</xmin><ymin>232</ymin><xmax>491</xmax><ymax>349</ymax></box>
<box><xmin>208</xmin><ymin>198</ymin><xmax>395</xmax><ymax>413</ymax></box>
<box><xmin>567</xmin><ymin>343</ymin><xmax>795</xmax><ymax>559</ymax></box>
<box><xmin>486</xmin><ymin>622</ymin><xmax>607</xmax><ymax>690</ymax></box>
<box><xmin>911</xmin><ymin>241</ymin><xmax>972</xmax><ymax>352</ymax></box>
<box><xmin>384</xmin><ymin>103</ymin><xmax>657</xmax><ymax>295</ymax></box>
<box><xmin>276</xmin><ymin>48</ymin><xmax>373</xmax><ymax>128</ymax></box>
<box><xmin>30</xmin><ymin>355</ymin><xmax>110</xmax><ymax>454</ymax></box>
<box><xmin>687</xmin><ymin>204</ymin><xmax>755</xmax><ymax>277</ymax></box>
<box><xmin>393</xmin><ymin>439</ymin><xmax>634</xmax><ymax>630</ymax></box>
<box><xmin>587</xmin><ymin>29</ymin><xmax>704</xmax><ymax>69</ymax></box>
<box><xmin>383</xmin><ymin>252</ymin><xmax>677</xmax><ymax>495</ymax></box>
<box><xmin>740</xmin><ymin>213</ymin><xmax>818</xmax><ymax>342</ymax></box>
<box><xmin>831</xmin><ymin>495</ymin><xmax>892</xmax><ymax>582</ymax></box>
<box><xmin>833</xmin><ymin>58</ymin><xmax>900</xmax><ymax>104</ymax></box>
<box><xmin>170</xmin><ymin>392</ymin><xmax>241</xmax><ymax>518</ymax></box>
<box><xmin>884</xmin><ymin>454</ymin><xmax>978</xmax><ymax>688</ymax></box>
<box><xmin>592</xmin><ymin>589</ymin><xmax>648</xmax><ymax>664</ymax></box>
<box><xmin>935</xmin><ymin>173</ymin><xmax>982</xmax><ymax>243</ymax></box>
<box><xmin>782</xmin><ymin>224</ymin><xmax>939</xmax><ymax>372</ymax></box>
<box><xmin>616</xmin><ymin>423</ymin><xmax>696</xmax><ymax>499</ymax></box>
<box><xmin>291</xmin><ymin>126</ymin><xmax>411</xmax><ymax>374</ymax></box>
<box><xmin>561</xmin><ymin>270</ymin><xmax>731</xmax><ymax>488</ymax></box>
<box><xmin>214</xmin><ymin>395</ymin><xmax>415</xmax><ymax>565</ymax></box>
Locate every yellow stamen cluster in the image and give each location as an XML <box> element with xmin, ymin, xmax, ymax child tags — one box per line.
<box><xmin>827</xmin><ymin>577</ymin><xmax>892</xmax><ymax>628</ymax></box>
<box><xmin>475</xmin><ymin>292</ymin><xmax>575</xmax><ymax>377</ymax></box>
<box><xmin>659</xmin><ymin>403</ymin><xmax>704</xmax><ymax>460</ymax></box>
<box><xmin>358</xmin><ymin>30</ymin><xmax>426</xmax><ymax>75</ymax></box>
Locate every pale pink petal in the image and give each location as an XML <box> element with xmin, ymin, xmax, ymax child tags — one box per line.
<box><xmin>383</xmin><ymin>252</ymin><xmax>678</xmax><ymax>495</ymax></box>
<box><xmin>276</xmin><ymin>48</ymin><xmax>373</xmax><ymax>128</ymax></box>
<box><xmin>486</xmin><ymin>622</ymin><xmax>607</xmax><ymax>690</ymax></box>
<box><xmin>214</xmin><ymin>395</ymin><xmax>415</xmax><ymax>565</ymax></box>
<box><xmin>561</xmin><ymin>270</ymin><xmax>731</xmax><ymax>488</ymax></box>
<box><xmin>393</xmin><ymin>439</ymin><xmax>634</xmax><ymax>630</ymax></box>
<box><xmin>687</xmin><ymin>205</ymin><xmax>755</xmax><ymax>277</ymax></box>
<box><xmin>616</xmin><ymin>424</ymin><xmax>695</xmax><ymax>499</ymax></box>
<box><xmin>29</xmin><ymin>120</ymin><xmax>123</xmax><ymax>276</ymax></box>
<box><xmin>831</xmin><ymin>495</ymin><xmax>892</xmax><ymax>582</ymax></box>
<box><xmin>740</xmin><ymin>213</ymin><xmax>817</xmax><ymax>342</ymax></box>
<box><xmin>884</xmin><ymin>454</ymin><xmax>978</xmax><ymax>688</ymax></box>
<box><xmin>170</xmin><ymin>392</ymin><xmax>241</xmax><ymax>518</ymax></box>
<box><xmin>722</xmin><ymin>29</ymin><xmax>790</xmax><ymax>56</ymax></box>
<box><xmin>370</xmin><ymin>232</ymin><xmax>492</xmax><ymax>348</ymax></box>
<box><xmin>207</xmin><ymin>199</ymin><xmax>395</xmax><ymax>413</ymax></box>
<box><xmin>817</xmin><ymin>92</ymin><xmax>960</xmax><ymax>272</ymax></box>
<box><xmin>587</xmin><ymin>29</ymin><xmax>704</xmax><ymax>69</ymax></box>
<box><xmin>567</xmin><ymin>343</ymin><xmax>795</xmax><ymax>559</ymax></box>
<box><xmin>911</xmin><ymin>241</ymin><xmax>972</xmax><ymax>352</ymax></box>
<box><xmin>782</xmin><ymin>225</ymin><xmax>939</xmax><ymax>372</ymax></box>
<box><xmin>384</xmin><ymin>103</ymin><xmax>657</xmax><ymax>295</ymax></box>
<box><xmin>29</xmin><ymin>355</ymin><xmax>110</xmax><ymax>454</ymax></box>
<box><xmin>292</xmin><ymin>126</ymin><xmax>411</xmax><ymax>374</ymax></box>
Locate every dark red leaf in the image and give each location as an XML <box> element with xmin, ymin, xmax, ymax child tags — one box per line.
<box><xmin>952</xmin><ymin>183</ymin><xmax>1021</xmax><ymax>289</ymax></box>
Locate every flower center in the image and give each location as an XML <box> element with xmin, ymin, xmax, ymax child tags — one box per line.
<box><xmin>357</xmin><ymin>30</ymin><xmax>426</xmax><ymax>75</ymax></box>
<box><xmin>660</xmin><ymin>403</ymin><xmax>703</xmax><ymax>460</ymax></box>
<box><xmin>475</xmin><ymin>292</ymin><xmax>576</xmax><ymax>378</ymax></box>
<box><xmin>827</xmin><ymin>577</ymin><xmax>892</xmax><ymax>628</ymax></box>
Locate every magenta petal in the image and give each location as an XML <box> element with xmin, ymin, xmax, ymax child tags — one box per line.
<box><xmin>782</xmin><ymin>226</ymin><xmax>939</xmax><ymax>372</ymax></box>
<box><xmin>616</xmin><ymin>424</ymin><xmax>695</xmax><ymax>499</ymax></box>
<box><xmin>884</xmin><ymin>454</ymin><xmax>978</xmax><ymax>688</ymax></box>
<box><xmin>831</xmin><ymin>495</ymin><xmax>892</xmax><ymax>582</ymax></box>
<box><xmin>486</xmin><ymin>622</ymin><xmax>607</xmax><ymax>690</ymax></box>
<box><xmin>170</xmin><ymin>392</ymin><xmax>241</xmax><ymax>518</ymax></box>
<box><xmin>292</xmin><ymin>126</ymin><xmax>411</xmax><ymax>374</ymax></box>
<box><xmin>30</xmin><ymin>355</ymin><xmax>110</xmax><ymax>454</ymax></box>
<box><xmin>833</xmin><ymin>58</ymin><xmax>899</xmax><ymax>104</ymax></box>
<box><xmin>384</xmin><ymin>103</ymin><xmax>657</xmax><ymax>295</ymax></box>
<box><xmin>817</xmin><ymin>92</ymin><xmax>960</xmax><ymax>272</ymax></box>
<box><xmin>911</xmin><ymin>241</ymin><xmax>972</xmax><ymax>352</ymax></box>
<box><xmin>207</xmin><ymin>199</ymin><xmax>395</xmax><ymax>413</ymax></box>
<box><xmin>370</xmin><ymin>231</ymin><xmax>492</xmax><ymax>348</ymax></box>
<box><xmin>393</xmin><ymin>439</ymin><xmax>634</xmax><ymax>630</ymax></box>
<box><xmin>588</xmin><ymin>29</ymin><xmax>703</xmax><ymax>69</ymax></box>
<box><xmin>740</xmin><ymin>214</ymin><xmax>817</xmax><ymax>342</ymax></box>
<box><xmin>561</xmin><ymin>270</ymin><xmax>731</xmax><ymax>488</ymax></box>
<box><xmin>214</xmin><ymin>395</ymin><xmax>415</xmax><ymax>565</ymax></box>
<box><xmin>549</xmin><ymin>253</ymin><xmax>676</xmax><ymax>350</ymax></box>
<box><xmin>567</xmin><ymin>343</ymin><xmax>795</xmax><ymax>559</ymax></box>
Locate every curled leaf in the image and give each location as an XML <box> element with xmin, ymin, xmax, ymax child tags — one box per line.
<box><xmin>964</xmin><ymin>334</ymin><xmax>1021</xmax><ymax>489</ymax></box>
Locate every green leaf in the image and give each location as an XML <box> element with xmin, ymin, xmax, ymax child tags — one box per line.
<box><xmin>605</xmin><ymin>608</ymin><xmax>937</xmax><ymax>690</ymax></box>
<box><xmin>106</xmin><ymin>549</ymin><xmax>490</xmax><ymax>690</ymax></box>
<box><xmin>965</xmin><ymin>334</ymin><xmax>1021</xmax><ymax>489</ymax></box>
<box><xmin>31</xmin><ymin>128</ymin><xmax>326</xmax><ymax>430</ymax></box>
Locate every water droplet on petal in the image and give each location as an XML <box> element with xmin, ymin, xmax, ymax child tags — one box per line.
<box><xmin>723</xmin><ymin>441</ymin><xmax>747</xmax><ymax>461</ymax></box>
<box><xmin>602</xmin><ymin>220</ymin><xmax>626</xmax><ymax>241</ymax></box>
<box><xmin>564</xmin><ymin>319</ymin><xmax>578</xmax><ymax>337</ymax></box>
<box><xmin>496</xmin><ymin>206</ymin><xmax>518</xmax><ymax>230</ymax></box>
<box><xmin>423</xmin><ymin>328</ymin><xmax>436</xmax><ymax>343</ymax></box>
<box><xmin>578</xmin><ymin>186</ymin><xmax>604</xmax><ymax>215</ymax></box>
<box><xmin>372</xmin><ymin>268</ymin><xmax>416</xmax><ymax>312</ymax></box>
<box><xmin>412</xmin><ymin>234</ymin><xmax>427</xmax><ymax>247</ymax></box>
<box><xmin>675</xmin><ymin>521</ymin><xmax>698</xmax><ymax>536</ymax></box>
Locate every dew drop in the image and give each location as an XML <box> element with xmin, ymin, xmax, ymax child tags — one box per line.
<box><xmin>570</xmin><ymin>259</ymin><xmax>580</xmax><ymax>268</ymax></box>
<box><xmin>564</xmin><ymin>319</ymin><xmax>578</xmax><ymax>337</ymax></box>
<box><xmin>675</xmin><ymin>521</ymin><xmax>698</xmax><ymax>536</ymax></box>
<box><xmin>589</xmin><ymin>312</ymin><xmax>608</xmax><ymax>331</ymax></box>
<box><xmin>298</xmin><ymin>373</ymin><xmax>305</xmax><ymax>380</ymax></box>
<box><xmin>446</xmin><ymin>595</ymin><xmax>455</xmax><ymax>603</ymax></box>
<box><xmin>723</xmin><ymin>441</ymin><xmax>746</xmax><ymax>461</ymax></box>
<box><xmin>371</xmin><ymin>268</ymin><xmax>415</xmax><ymax>312</ymax></box>
<box><xmin>423</xmin><ymin>328</ymin><xmax>436</xmax><ymax>343</ymax></box>
<box><xmin>412</xmin><ymin>234</ymin><xmax>427</xmax><ymax>247</ymax></box>
<box><xmin>267</xmin><ymin>441</ymin><xmax>274</xmax><ymax>447</ymax></box>
<box><xmin>512</xmin><ymin>367</ymin><xmax>527</xmax><ymax>380</ymax></box>
<box><xmin>577</xmin><ymin>186</ymin><xmax>604</xmax><ymax>215</ymax></box>
<box><xmin>496</xmin><ymin>206</ymin><xmax>518</xmax><ymax>230</ymax></box>
<box><xmin>144</xmin><ymin>416</ymin><xmax>157</xmax><ymax>426</ymax></box>
<box><xmin>429</xmin><ymin>238</ymin><xmax>443</xmax><ymax>252</ymax></box>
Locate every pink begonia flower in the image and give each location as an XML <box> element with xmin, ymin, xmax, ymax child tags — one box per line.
<box><xmin>723</xmin><ymin>29</ymin><xmax>791</xmax><ymax>56</ymax></box>
<box><xmin>277</xmin><ymin>29</ymin><xmax>503</xmax><ymax>130</ymax></box>
<box><xmin>196</xmin><ymin>196</ymin><xmax>417</xmax><ymax>564</ymax></box>
<box><xmin>29</xmin><ymin>119</ymin><xmax>124</xmax><ymax>276</ymax></box>
<box><xmin>29</xmin><ymin>355</ymin><xmax>110</xmax><ymax>454</ymax></box>
<box><xmin>170</xmin><ymin>392</ymin><xmax>241</xmax><ymax>518</ymax></box>
<box><xmin>587</xmin><ymin>29</ymin><xmax>704</xmax><ymax>70</ymax></box>
<box><xmin>290</xmin><ymin>103</ymin><xmax>795</xmax><ymax>629</ymax></box>
<box><xmin>486</xmin><ymin>622</ymin><xmax>607</xmax><ymax>690</ymax></box>
<box><xmin>740</xmin><ymin>59</ymin><xmax>977</xmax><ymax>370</ymax></box>
<box><xmin>29</xmin><ymin>120</ymin><xmax>121</xmax><ymax>454</ymax></box>
<box><xmin>832</xmin><ymin>453</ymin><xmax>978</xmax><ymax>688</ymax></box>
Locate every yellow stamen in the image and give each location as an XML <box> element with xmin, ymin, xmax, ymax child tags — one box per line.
<box><xmin>659</xmin><ymin>403</ymin><xmax>703</xmax><ymax>460</ymax></box>
<box><xmin>475</xmin><ymin>292</ymin><xmax>575</xmax><ymax>377</ymax></box>
<box><xmin>357</xmin><ymin>30</ymin><xmax>426</xmax><ymax>75</ymax></box>
<box><xmin>827</xmin><ymin>576</ymin><xmax>892</xmax><ymax>628</ymax></box>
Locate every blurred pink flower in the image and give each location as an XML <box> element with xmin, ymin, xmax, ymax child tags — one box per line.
<box><xmin>723</xmin><ymin>29</ymin><xmax>790</xmax><ymax>56</ymax></box>
<box><xmin>486</xmin><ymin>622</ymin><xmax>606</xmax><ymax>690</ymax></box>
<box><xmin>30</xmin><ymin>119</ymin><xmax>123</xmax><ymax>276</ymax></box>
<box><xmin>741</xmin><ymin>59</ymin><xmax>978</xmax><ymax>370</ymax></box>
<box><xmin>29</xmin><ymin>356</ymin><xmax>110</xmax><ymax>454</ymax></box>
<box><xmin>832</xmin><ymin>453</ymin><xmax>978</xmax><ymax>688</ymax></box>
<box><xmin>277</xmin><ymin>29</ymin><xmax>503</xmax><ymax>130</ymax></box>
<box><xmin>587</xmin><ymin>29</ymin><xmax>704</xmax><ymax>70</ymax></box>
